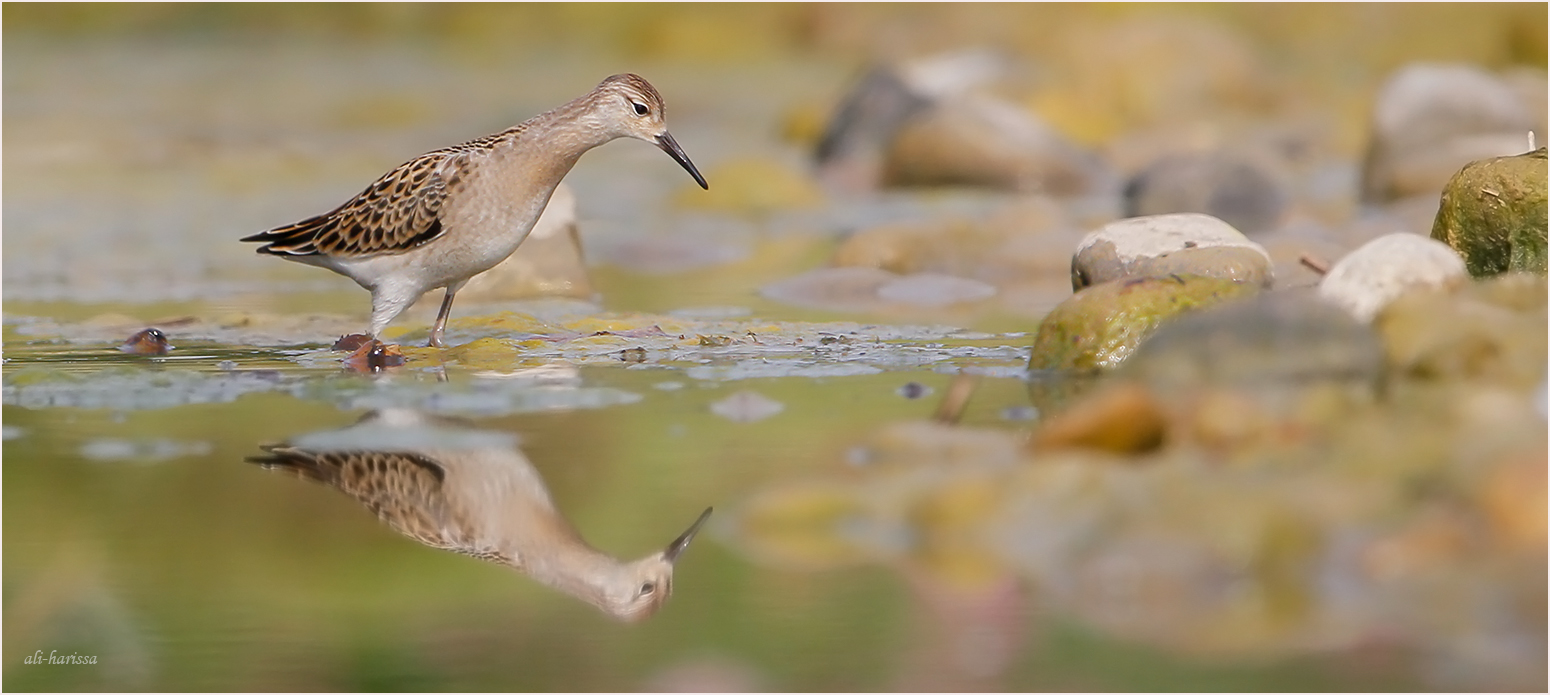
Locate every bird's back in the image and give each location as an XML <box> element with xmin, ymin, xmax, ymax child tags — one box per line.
<box><xmin>239</xmin><ymin>127</ymin><xmax>535</xmax><ymax>259</ymax></box>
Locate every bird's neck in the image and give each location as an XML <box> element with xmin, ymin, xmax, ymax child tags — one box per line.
<box><xmin>469</xmin><ymin>100</ymin><xmax>608</xmax><ymax>211</ymax></box>
<box><xmin>498</xmin><ymin>93</ymin><xmax>614</xmax><ymax>165</ymax></box>
<box><xmin>512</xmin><ymin>537</ymin><xmax>628</xmax><ymax>609</ymax></box>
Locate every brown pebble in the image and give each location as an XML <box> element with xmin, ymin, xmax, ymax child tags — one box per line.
<box><xmin>1478</xmin><ymin>452</ymin><xmax>1548</xmax><ymax>550</ymax></box>
<box><xmin>119</xmin><ymin>328</ymin><xmax>172</xmax><ymax>355</ymax></box>
<box><xmin>1030</xmin><ymin>382</ymin><xmax>1167</xmax><ymax>455</ymax></box>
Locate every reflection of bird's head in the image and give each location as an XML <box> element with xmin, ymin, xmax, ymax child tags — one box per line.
<box><xmin>595</xmin><ymin>507</ymin><xmax>713</xmax><ymax>623</ymax></box>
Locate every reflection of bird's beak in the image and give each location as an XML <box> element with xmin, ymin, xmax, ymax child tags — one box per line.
<box><xmin>656</xmin><ymin>132</ymin><xmax>709</xmax><ymax>190</ymax></box>
<box><xmin>663</xmin><ymin>507</ymin><xmax>713</xmax><ymax>563</ymax></box>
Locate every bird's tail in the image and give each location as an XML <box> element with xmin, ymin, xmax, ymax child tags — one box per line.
<box><xmin>245</xmin><ymin>445</ymin><xmax>341</xmax><ymax>485</ymax></box>
<box><xmin>239</xmin><ymin>215</ymin><xmax>331</xmax><ymax>256</ymax></box>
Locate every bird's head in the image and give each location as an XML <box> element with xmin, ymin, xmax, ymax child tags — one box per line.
<box><xmin>593</xmin><ymin>73</ymin><xmax>708</xmax><ymax>190</ymax></box>
<box><xmin>596</xmin><ymin>506</ymin><xmax>713</xmax><ymax>622</ymax></box>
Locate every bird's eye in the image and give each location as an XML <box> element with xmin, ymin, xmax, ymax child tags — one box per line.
<box><xmin>631</xmin><ymin>101</ymin><xmax>649</xmax><ymax>116</ymax></box>
<box><xmin>639</xmin><ymin>582</ymin><xmax>656</xmax><ymax>596</ymax></box>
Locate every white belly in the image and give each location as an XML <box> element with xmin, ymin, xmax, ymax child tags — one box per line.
<box><xmin>327</xmin><ymin>183</ymin><xmax>559</xmax><ymax>297</ymax></box>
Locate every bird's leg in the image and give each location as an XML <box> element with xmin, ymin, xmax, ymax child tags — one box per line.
<box><xmin>367</xmin><ymin>286</ymin><xmax>419</xmax><ymax>346</ymax></box>
<box><xmin>428</xmin><ymin>281</ymin><xmax>465</xmax><ymax>348</ymax></box>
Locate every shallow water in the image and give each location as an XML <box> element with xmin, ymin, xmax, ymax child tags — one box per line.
<box><xmin>2</xmin><ymin>335</ymin><xmax>1424</xmax><ymax>692</ymax></box>
<box><xmin>5</xmin><ymin>11</ymin><xmax>1545</xmax><ymax>692</ymax></box>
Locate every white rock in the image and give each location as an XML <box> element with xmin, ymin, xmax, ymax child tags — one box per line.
<box><xmin>1317</xmin><ymin>232</ymin><xmax>1469</xmax><ymax>323</ymax></box>
<box><xmin>1076</xmin><ymin>213</ymin><xmax>1271</xmax><ymax>265</ymax></box>
<box><xmin>1071</xmin><ymin>212</ymin><xmax>1275</xmax><ymax>290</ymax></box>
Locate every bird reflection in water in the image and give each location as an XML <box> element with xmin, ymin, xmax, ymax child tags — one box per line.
<box><xmin>248</xmin><ymin>409</ymin><xmax>712</xmax><ymax>622</ymax></box>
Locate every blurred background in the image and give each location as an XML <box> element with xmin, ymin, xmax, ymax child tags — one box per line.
<box><xmin>4</xmin><ymin>3</ymin><xmax>1546</xmax><ymax>692</ymax></box>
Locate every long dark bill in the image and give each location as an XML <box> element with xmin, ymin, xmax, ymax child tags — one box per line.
<box><xmin>656</xmin><ymin>132</ymin><xmax>709</xmax><ymax>189</ymax></box>
<box><xmin>663</xmin><ymin>506</ymin><xmax>714</xmax><ymax>563</ymax></box>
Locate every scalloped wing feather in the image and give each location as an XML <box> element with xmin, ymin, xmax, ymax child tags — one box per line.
<box><xmin>242</xmin><ymin>130</ymin><xmax>524</xmax><ymax>258</ymax></box>
<box><xmin>250</xmin><ymin>447</ymin><xmax>475</xmax><ymax>553</ymax></box>
<box><xmin>242</xmin><ymin>152</ymin><xmax>462</xmax><ymax>258</ymax></box>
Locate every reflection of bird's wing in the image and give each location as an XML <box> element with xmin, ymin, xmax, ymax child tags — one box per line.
<box><xmin>250</xmin><ymin>446</ymin><xmax>506</xmax><ymax>562</ymax></box>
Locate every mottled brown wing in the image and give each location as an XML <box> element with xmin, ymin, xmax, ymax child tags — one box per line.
<box><xmin>249</xmin><ymin>446</ymin><xmax>473</xmax><ymax>552</ymax></box>
<box><xmin>242</xmin><ymin>150</ymin><xmax>468</xmax><ymax>258</ymax></box>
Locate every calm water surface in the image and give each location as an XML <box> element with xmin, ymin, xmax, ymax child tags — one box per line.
<box><xmin>4</xmin><ymin>338</ymin><xmax>1411</xmax><ymax>692</ymax></box>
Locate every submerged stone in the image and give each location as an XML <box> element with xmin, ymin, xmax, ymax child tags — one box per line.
<box><xmin>760</xmin><ymin>267</ymin><xmax>898</xmax><ymax>313</ymax></box>
<box><xmin>875</xmin><ymin>272</ymin><xmax>996</xmax><ymax>307</ymax></box>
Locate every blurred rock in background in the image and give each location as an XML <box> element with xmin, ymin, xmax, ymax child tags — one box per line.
<box><xmin>1359</xmin><ymin>63</ymin><xmax>1544</xmax><ymax>205</ymax></box>
<box><xmin>1122</xmin><ymin>151</ymin><xmax>1289</xmax><ymax>235</ymax></box>
<box><xmin>815</xmin><ymin>50</ymin><xmax>1111</xmax><ymax>196</ymax></box>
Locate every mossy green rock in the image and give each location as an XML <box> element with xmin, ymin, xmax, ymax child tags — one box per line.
<box><xmin>1029</xmin><ymin>274</ymin><xmax>1259</xmax><ymax>371</ymax></box>
<box><xmin>1375</xmin><ymin>273</ymin><xmax>1548</xmax><ymax>386</ymax></box>
<box><xmin>1431</xmin><ymin>147</ymin><xmax>1548</xmax><ymax>277</ymax></box>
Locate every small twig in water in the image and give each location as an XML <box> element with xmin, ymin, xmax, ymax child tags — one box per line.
<box><xmin>932</xmin><ymin>373</ymin><xmax>979</xmax><ymax>425</ymax></box>
<box><xmin>1299</xmin><ymin>253</ymin><xmax>1331</xmax><ymax>276</ymax></box>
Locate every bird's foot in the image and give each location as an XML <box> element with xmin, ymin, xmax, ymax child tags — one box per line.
<box><xmin>342</xmin><ymin>338</ymin><xmax>405</xmax><ymax>372</ymax></box>
<box><xmin>331</xmin><ymin>333</ymin><xmax>374</xmax><ymax>352</ymax></box>
<box><xmin>120</xmin><ymin>327</ymin><xmax>173</xmax><ymax>355</ymax></box>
